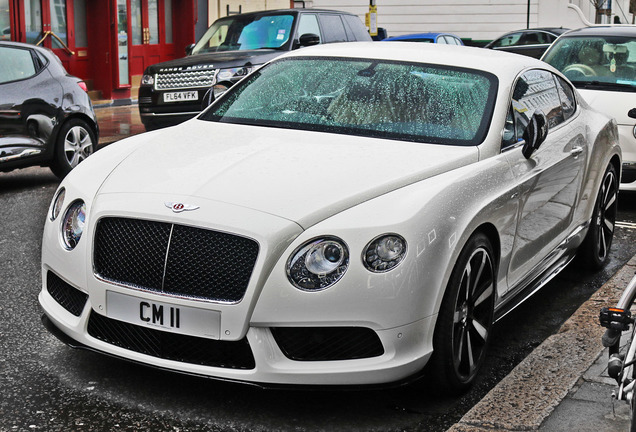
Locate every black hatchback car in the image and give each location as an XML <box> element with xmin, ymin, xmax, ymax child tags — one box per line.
<box><xmin>484</xmin><ymin>27</ymin><xmax>569</xmax><ymax>58</ymax></box>
<box><xmin>0</xmin><ymin>41</ymin><xmax>98</xmax><ymax>178</ymax></box>
<box><xmin>138</xmin><ymin>8</ymin><xmax>372</xmax><ymax>130</ymax></box>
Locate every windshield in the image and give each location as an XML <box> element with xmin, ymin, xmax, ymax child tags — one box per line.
<box><xmin>543</xmin><ymin>35</ymin><xmax>636</xmax><ymax>90</ymax></box>
<box><xmin>192</xmin><ymin>14</ymin><xmax>295</xmax><ymax>54</ymax></box>
<box><xmin>200</xmin><ymin>57</ymin><xmax>497</xmax><ymax>146</ymax></box>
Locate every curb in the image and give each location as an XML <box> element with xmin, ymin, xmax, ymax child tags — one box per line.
<box><xmin>448</xmin><ymin>255</ymin><xmax>636</xmax><ymax>431</ymax></box>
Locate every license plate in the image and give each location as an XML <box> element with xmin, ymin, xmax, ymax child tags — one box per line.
<box><xmin>163</xmin><ymin>91</ymin><xmax>198</xmax><ymax>102</ymax></box>
<box><xmin>106</xmin><ymin>291</ymin><xmax>220</xmax><ymax>339</ymax></box>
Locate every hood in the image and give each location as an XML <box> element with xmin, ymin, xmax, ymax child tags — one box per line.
<box><xmin>146</xmin><ymin>50</ymin><xmax>285</xmax><ymax>74</ymax></box>
<box><xmin>97</xmin><ymin>120</ymin><xmax>479</xmax><ymax>229</ymax></box>
<box><xmin>577</xmin><ymin>88</ymin><xmax>636</xmax><ymax>126</ymax></box>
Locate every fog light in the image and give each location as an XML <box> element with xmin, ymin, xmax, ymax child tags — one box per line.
<box><xmin>364</xmin><ymin>234</ymin><xmax>407</xmax><ymax>273</ymax></box>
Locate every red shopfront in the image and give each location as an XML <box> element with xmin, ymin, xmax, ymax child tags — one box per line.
<box><xmin>2</xmin><ymin>0</ymin><xmax>197</xmax><ymax>100</ymax></box>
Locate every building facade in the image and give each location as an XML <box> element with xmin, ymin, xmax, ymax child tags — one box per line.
<box><xmin>1</xmin><ymin>1</ymin><xmax>633</xmax><ymax>100</ymax></box>
<box><xmin>309</xmin><ymin>0</ymin><xmax>635</xmax><ymax>44</ymax></box>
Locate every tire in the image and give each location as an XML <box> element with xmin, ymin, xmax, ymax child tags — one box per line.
<box><xmin>429</xmin><ymin>232</ymin><xmax>496</xmax><ymax>394</ymax></box>
<box><xmin>579</xmin><ymin>163</ymin><xmax>618</xmax><ymax>270</ymax></box>
<box><xmin>50</xmin><ymin>118</ymin><xmax>96</xmax><ymax>179</ymax></box>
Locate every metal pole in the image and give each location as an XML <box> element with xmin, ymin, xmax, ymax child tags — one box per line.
<box><xmin>527</xmin><ymin>0</ymin><xmax>531</xmax><ymax>29</ymax></box>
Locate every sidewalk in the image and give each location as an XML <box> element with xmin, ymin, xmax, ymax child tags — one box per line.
<box><xmin>449</xmin><ymin>255</ymin><xmax>636</xmax><ymax>432</ymax></box>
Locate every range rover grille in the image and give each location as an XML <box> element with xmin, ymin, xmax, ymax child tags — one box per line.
<box><xmin>154</xmin><ymin>69</ymin><xmax>217</xmax><ymax>90</ymax></box>
<box><xmin>93</xmin><ymin>217</ymin><xmax>259</xmax><ymax>303</ymax></box>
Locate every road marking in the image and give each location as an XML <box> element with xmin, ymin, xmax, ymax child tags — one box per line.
<box><xmin>617</xmin><ymin>221</ymin><xmax>636</xmax><ymax>230</ymax></box>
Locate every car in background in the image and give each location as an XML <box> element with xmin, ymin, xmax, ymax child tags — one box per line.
<box><xmin>484</xmin><ymin>27</ymin><xmax>569</xmax><ymax>58</ymax></box>
<box><xmin>542</xmin><ymin>25</ymin><xmax>636</xmax><ymax>191</ymax></box>
<box><xmin>41</xmin><ymin>42</ymin><xmax>620</xmax><ymax>393</ymax></box>
<box><xmin>384</xmin><ymin>32</ymin><xmax>464</xmax><ymax>45</ymax></box>
<box><xmin>0</xmin><ymin>41</ymin><xmax>98</xmax><ymax>178</ymax></box>
<box><xmin>138</xmin><ymin>8</ymin><xmax>371</xmax><ymax>131</ymax></box>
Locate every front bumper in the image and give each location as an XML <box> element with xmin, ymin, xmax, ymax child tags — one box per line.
<box><xmin>39</xmin><ymin>275</ymin><xmax>435</xmax><ymax>386</ymax></box>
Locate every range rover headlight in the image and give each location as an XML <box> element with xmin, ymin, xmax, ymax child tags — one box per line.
<box><xmin>50</xmin><ymin>187</ymin><xmax>65</xmax><ymax>221</ymax></box>
<box><xmin>217</xmin><ymin>66</ymin><xmax>252</xmax><ymax>81</ymax></box>
<box><xmin>363</xmin><ymin>234</ymin><xmax>407</xmax><ymax>273</ymax></box>
<box><xmin>287</xmin><ymin>237</ymin><xmax>349</xmax><ymax>291</ymax></box>
<box><xmin>61</xmin><ymin>200</ymin><xmax>86</xmax><ymax>250</ymax></box>
<box><xmin>141</xmin><ymin>74</ymin><xmax>154</xmax><ymax>85</ymax></box>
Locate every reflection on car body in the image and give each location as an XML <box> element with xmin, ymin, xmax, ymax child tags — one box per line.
<box><xmin>40</xmin><ymin>42</ymin><xmax>620</xmax><ymax>394</ymax></box>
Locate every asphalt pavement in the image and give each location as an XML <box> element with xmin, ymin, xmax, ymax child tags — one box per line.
<box><xmin>92</xmin><ymin>102</ymin><xmax>636</xmax><ymax>431</ymax></box>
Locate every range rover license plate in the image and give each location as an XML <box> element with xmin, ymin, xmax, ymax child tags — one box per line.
<box><xmin>163</xmin><ymin>91</ymin><xmax>198</xmax><ymax>102</ymax></box>
<box><xmin>106</xmin><ymin>291</ymin><xmax>220</xmax><ymax>339</ymax></box>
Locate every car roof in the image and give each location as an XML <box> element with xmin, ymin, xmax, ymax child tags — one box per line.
<box><xmin>497</xmin><ymin>27</ymin><xmax>569</xmax><ymax>37</ymax></box>
<box><xmin>213</xmin><ymin>8</ymin><xmax>358</xmax><ymax>19</ymax></box>
<box><xmin>560</xmin><ymin>25</ymin><xmax>636</xmax><ymax>38</ymax></box>
<box><xmin>0</xmin><ymin>40</ymin><xmax>54</xmax><ymax>58</ymax></box>
<box><xmin>385</xmin><ymin>32</ymin><xmax>454</xmax><ymax>41</ymax></box>
<box><xmin>276</xmin><ymin>41</ymin><xmax>545</xmax><ymax>80</ymax></box>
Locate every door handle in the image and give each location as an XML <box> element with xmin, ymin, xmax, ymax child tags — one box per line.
<box><xmin>570</xmin><ymin>146</ymin><xmax>583</xmax><ymax>156</ymax></box>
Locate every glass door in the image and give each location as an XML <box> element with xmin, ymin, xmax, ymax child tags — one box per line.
<box><xmin>116</xmin><ymin>0</ymin><xmax>129</xmax><ymax>85</ymax></box>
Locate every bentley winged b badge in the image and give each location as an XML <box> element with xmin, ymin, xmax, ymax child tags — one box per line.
<box><xmin>165</xmin><ymin>202</ymin><xmax>200</xmax><ymax>213</ymax></box>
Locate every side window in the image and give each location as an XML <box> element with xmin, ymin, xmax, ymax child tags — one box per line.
<box><xmin>318</xmin><ymin>14</ymin><xmax>347</xmax><ymax>43</ymax></box>
<box><xmin>297</xmin><ymin>14</ymin><xmax>321</xmax><ymax>43</ymax></box>
<box><xmin>493</xmin><ymin>32</ymin><xmax>522</xmax><ymax>48</ymax></box>
<box><xmin>445</xmin><ymin>36</ymin><xmax>461</xmax><ymax>45</ymax></box>
<box><xmin>554</xmin><ymin>75</ymin><xmax>576</xmax><ymax>121</ymax></box>
<box><xmin>503</xmin><ymin>70</ymin><xmax>564</xmax><ymax>149</ymax></box>
<box><xmin>545</xmin><ymin>33</ymin><xmax>557</xmax><ymax>43</ymax></box>
<box><xmin>342</xmin><ymin>15</ymin><xmax>371</xmax><ymax>41</ymax></box>
<box><xmin>519</xmin><ymin>32</ymin><xmax>542</xmax><ymax>46</ymax></box>
<box><xmin>0</xmin><ymin>46</ymin><xmax>37</xmax><ymax>84</ymax></box>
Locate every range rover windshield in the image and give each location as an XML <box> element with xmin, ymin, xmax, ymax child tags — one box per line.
<box><xmin>200</xmin><ymin>57</ymin><xmax>497</xmax><ymax>146</ymax></box>
<box><xmin>543</xmin><ymin>35</ymin><xmax>636</xmax><ymax>91</ymax></box>
<box><xmin>191</xmin><ymin>14</ymin><xmax>295</xmax><ymax>54</ymax></box>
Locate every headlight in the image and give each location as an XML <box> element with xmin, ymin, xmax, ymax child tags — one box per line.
<box><xmin>217</xmin><ymin>66</ymin><xmax>251</xmax><ymax>81</ymax></box>
<box><xmin>287</xmin><ymin>237</ymin><xmax>349</xmax><ymax>291</ymax></box>
<box><xmin>141</xmin><ymin>74</ymin><xmax>154</xmax><ymax>85</ymax></box>
<box><xmin>61</xmin><ymin>200</ymin><xmax>86</xmax><ymax>250</ymax></box>
<box><xmin>363</xmin><ymin>234</ymin><xmax>407</xmax><ymax>273</ymax></box>
<box><xmin>50</xmin><ymin>187</ymin><xmax>65</xmax><ymax>221</ymax></box>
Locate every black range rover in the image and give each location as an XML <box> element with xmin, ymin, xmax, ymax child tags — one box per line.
<box><xmin>138</xmin><ymin>8</ymin><xmax>371</xmax><ymax>130</ymax></box>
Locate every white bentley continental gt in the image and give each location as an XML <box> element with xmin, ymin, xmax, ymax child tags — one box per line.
<box><xmin>40</xmin><ymin>42</ymin><xmax>621</xmax><ymax>393</ymax></box>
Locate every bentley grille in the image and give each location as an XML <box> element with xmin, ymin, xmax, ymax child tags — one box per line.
<box><xmin>93</xmin><ymin>217</ymin><xmax>259</xmax><ymax>303</ymax></box>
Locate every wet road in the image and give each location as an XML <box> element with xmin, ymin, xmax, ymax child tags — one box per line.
<box><xmin>1</xmin><ymin>106</ymin><xmax>636</xmax><ymax>431</ymax></box>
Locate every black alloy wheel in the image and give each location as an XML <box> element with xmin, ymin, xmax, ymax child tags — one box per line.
<box><xmin>430</xmin><ymin>232</ymin><xmax>496</xmax><ymax>394</ymax></box>
<box><xmin>580</xmin><ymin>163</ymin><xmax>618</xmax><ymax>270</ymax></box>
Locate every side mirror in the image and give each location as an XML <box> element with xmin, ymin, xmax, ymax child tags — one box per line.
<box><xmin>201</xmin><ymin>87</ymin><xmax>215</xmax><ymax>110</ymax></box>
<box><xmin>628</xmin><ymin>108</ymin><xmax>636</xmax><ymax>119</ymax></box>
<box><xmin>522</xmin><ymin>110</ymin><xmax>548</xmax><ymax>159</ymax></box>
<box><xmin>185</xmin><ymin>43</ymin><xmax>195</xmax><ymax>55</ymax></box>
<box><xmin>298</xmin><ymin>33</ymin><xmax>320</xmax><ymax>47</ymax></box>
